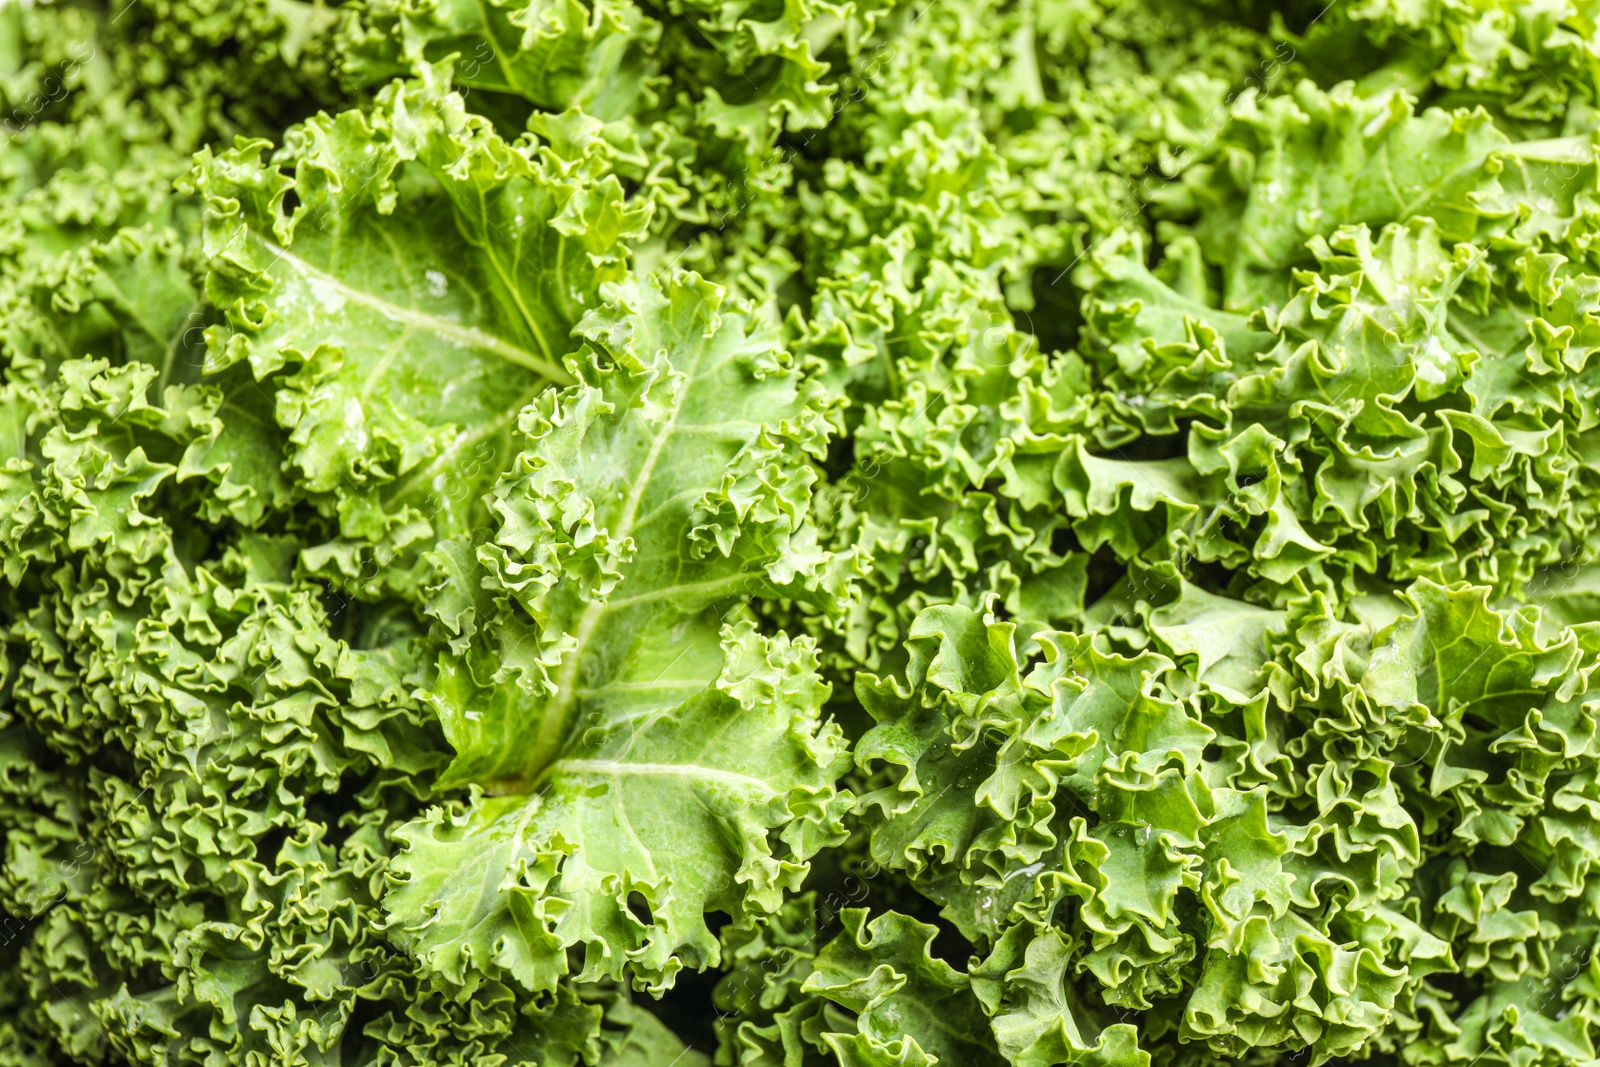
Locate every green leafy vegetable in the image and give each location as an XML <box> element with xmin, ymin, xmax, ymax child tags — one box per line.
<box><xmin>12</xmin><ymin>0</ymin><xmax>1600</xmax><ymax>1065</ymax></box>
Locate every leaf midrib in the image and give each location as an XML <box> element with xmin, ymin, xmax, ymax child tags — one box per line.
<box><xmin>255</xmin><ymin>235</ymin><xmax>576</xmax><ymax>386</ymax></box>
<box><xmin>527</xmin><ymin>335</ymin><xmax>711</xmax><ymax>781</ymax></box>
<box><xmin>550</xmin><ymin>760</ymin><xmax>775</xmax><ymax>794</ymax></box>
